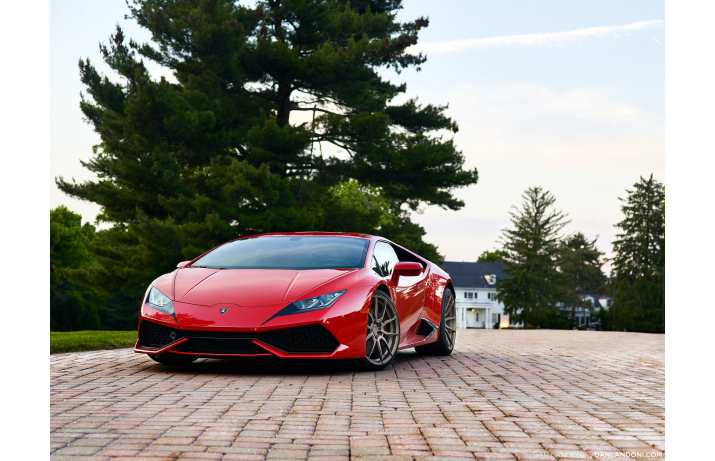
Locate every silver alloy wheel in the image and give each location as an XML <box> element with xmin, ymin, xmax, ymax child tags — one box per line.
<box><xmin>365</xmin><ymin>294</ymin><xmax>400</xmax><ymax>365</ymax></box>
<box><xmin>443</xmin><ymin>291</ymin><xmax>457</xmax><ymax>350</ymax></box>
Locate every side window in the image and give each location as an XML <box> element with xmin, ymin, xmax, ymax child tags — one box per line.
<box><xmin>373</xmin><ymin>241</ymin><xmax>400</xmax><ymax>277</ymax></box>
<box><xmin>392</xmin><ymin>244</ymin><xmax>425</xmax><ymax>266</ymax></box>
<box><xmin>370</xmin><ymin>255</ymin><xmax>383</xmax><ymax>277</ymax></box>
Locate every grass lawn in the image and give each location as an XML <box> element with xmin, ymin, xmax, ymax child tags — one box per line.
<box><xmin>51</xmin><ymin>331</ymin><xmax>137</xmax><ymax>354</ymax></box>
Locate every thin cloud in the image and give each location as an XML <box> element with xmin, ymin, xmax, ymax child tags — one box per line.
<box><xmin>408</xmin><ymin>20</ymin><xmax>665</xmax><ymax>54</ymax></box>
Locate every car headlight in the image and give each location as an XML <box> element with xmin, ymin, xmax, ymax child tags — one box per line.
<box><xmin>293</xmin><ymin>290</ymin><xmax>346</xmax><ymax>311</ymax></box>
<box><xmin>146</xmin><ymin>287</ymin><xmax>175</xmax><ymax>317</ymax></box>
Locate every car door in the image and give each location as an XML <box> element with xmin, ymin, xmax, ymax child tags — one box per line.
<box><xmin>372</xmin><ymin>241</ymin><xmax>425</xmax><ymax>337</ymax></box>
<box><xmin>391</xmin><ymin>244</ymin><xmax>428</xmax><ymax>318</ymax></box>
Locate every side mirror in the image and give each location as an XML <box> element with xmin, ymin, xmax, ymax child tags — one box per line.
<box><xmin>177</xmin><ymin>261</ymin><xmax>191</xmax><ymax>268</ymax></box>
<box><xmin>391</xmin><ymin>262</ymin><xmax>423</xmax><ymax>285</ymax></box>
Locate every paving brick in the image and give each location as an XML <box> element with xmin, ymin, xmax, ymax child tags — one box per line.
<box><xmin>52</xmin><ymin>445</ymin><xmax>101</xmax><ymax>456</ymax></box>
<box><xmin>50</xmin><ymin>330</ymin><xmax>665</xmax><ymax>459</ymax></box>
<box><xmin>221</xmin><ymin>455</ymin><xmax>267</xmax><ymax>461</ymax></box>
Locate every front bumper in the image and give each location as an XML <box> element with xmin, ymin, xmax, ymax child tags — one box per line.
<box><xmin>135</xmin><ymin>285</ymin><xmax>374</xmax><ymax>359</ymax></box>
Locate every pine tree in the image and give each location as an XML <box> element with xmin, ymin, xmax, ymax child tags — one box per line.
<box><xmin>557</xmin><ymin>232</ymin><xmax>607</xmax><ymax>325</ymax></box>
<box><xmin>496</xmin><ymin>187</ymin><xmax>570</xmax><ymax>329</ymax></box>
<box><xmin>611</xmin><ymin>175</ymin><xmax>665</xmax><ymax>333</ymax></box>
<box><xmin>55</xmin><ymin>0</ymin><xmax>478</xmax><ymax>324</ymax></box>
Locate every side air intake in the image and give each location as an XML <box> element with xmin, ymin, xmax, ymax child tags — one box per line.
<box><xmin>416</xmin><ymin>318</ymin><xmax>437</xmax><ymax>339</ymax></box>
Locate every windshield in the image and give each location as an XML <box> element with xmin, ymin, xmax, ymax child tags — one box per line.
<box><xmin>190</xmin><ymin>236</ymin><xmax>370</xmax><ymax>270</ymax></box>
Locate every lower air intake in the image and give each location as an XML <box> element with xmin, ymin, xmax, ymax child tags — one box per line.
<box><xmin>259</xmin><ymin>323</ymin><xmax>339</xmax><ymax>354</ymax></box>
<box><xmin>139</xmin><ymin>320</ymin><xmax>184</xmax><ymax>348</ymax></box>
<box><xmin>138</xmin><ymin>321</ymin><xmax>339</xmax><ymax>355</ymax></box>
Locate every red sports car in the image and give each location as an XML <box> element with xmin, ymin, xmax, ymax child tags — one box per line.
<box><xmin>135</xmin><ymin>232</ymin><xmax>456</xmax><ymax>370</ymax></box>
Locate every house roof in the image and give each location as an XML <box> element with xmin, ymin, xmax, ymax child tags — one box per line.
<box><xmin>440</xmin><ymin>261</ymin><xmax>507</xmax><ymax>289</ymax></box>
<box><xmin>579</xmin><ymin>294</ymin><xmax>606</xmax><ymax>309</ymax></box>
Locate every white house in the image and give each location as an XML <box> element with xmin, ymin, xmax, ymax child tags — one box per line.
<box><xmin>440</xmin><ymin>262</ymin><xmax>513</xmax><ymax>329</ymax></box>
<box><xmin>441</xmin><ymin>262</ymin><xmax>612</xmax><ymax>329</ymax></box>
<box><xmin>561</xmin><ymin>293</ymin><xmax>611</xmax><ymax>327</ymax></box>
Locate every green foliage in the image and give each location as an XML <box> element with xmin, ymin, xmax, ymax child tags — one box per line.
<box><xmin>610</xmin><ymin>175</ymin><xmax>665</xmax><ymax>333</ymax></box>
<box><xmin>50</xmin><ymin>206</ymin><xmax>105</xmax><ymax>331</ymax></box>
<box><xmin>321</xmin><ymin>179</ymin><xmax>442</xmax><ymax>262</ymax></box>
<box><xmin>533</xmin><ymin>309</ymin><xmax>575</xmax><ymax>330</ymax></box>
<box><xmin>496</xmin><ymin>187</ymin><xmax>570</xmax><ymax>329</ymax></box>
<box><xmin>50</xmin><ymin>330</ymin><xmax>137</xmax><ymax>354</ymax></box>
<box><xmin>55</xmin><ymin>0</ymin><xmax>471</xmax><ymax>317</ymax></box>
<box><xmin>557</xmin><ymin>232</ymin><xmax>607</xmax><ymax>324</ymax></box>
<box><xmin>477</xmin><ymin>249</ymin><xmax>509</xmax><ymax>263</ymax></box>
<box><xmin>594</xmin><ymin>307</ymin><xmax>612</xmax><ymax>331</ymax></box>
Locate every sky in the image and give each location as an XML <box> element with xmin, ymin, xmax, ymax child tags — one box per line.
<box><xmin>51</xmin><ymin>0</ymin><xmax>665</xmax><ymax>265</ymax></box>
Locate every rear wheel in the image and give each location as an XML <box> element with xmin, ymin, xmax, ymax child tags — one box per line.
<box><xmin>354</xmin><ymin>290</ymin><xmax>400</xmax><ymax>371</ymax></box>
<box><xmin>415</xmin><ymin>288</ymin><xmax>456</xmax><ymax>356</ymax></box>
<box><xmin>148</xmin><ymin>353</ymin><xmax>197</xmax><ymax>365</ymax></box>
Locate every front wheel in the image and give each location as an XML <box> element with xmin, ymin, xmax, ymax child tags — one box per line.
<box><xmin>415</xmin><ymin>288</ymin><xmax>456</xmax><ymax>356</ymax></box>
<box><xmin>148</xmin><ymin>353</ymin><xmax>197</xmax><ymax>365</ymax></box>
<box><xmin>353</xmin><ymin>290</ymin><xmax>400</xmax><ymax>371</ymax></box>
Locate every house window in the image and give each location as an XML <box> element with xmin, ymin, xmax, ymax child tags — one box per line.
<box><xmin>492</xmin><ymin>313</ymin><xmax>497</xmax><ymax>323</ymax></box>
<box><xmin>467</xmin><ymin>292</ymin><xmax>473</xmax><ymax>299</ymax></box>
<box><xmin>487</xmin><ymin>292</ymin><xmax>496</xmax><ymax>300</ymax></box>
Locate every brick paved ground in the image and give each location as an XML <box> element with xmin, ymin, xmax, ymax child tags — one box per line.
<box><xmin>50</xmin><ymin>330</ymin><xmax>665</xmax><ymax>461</ymax></box>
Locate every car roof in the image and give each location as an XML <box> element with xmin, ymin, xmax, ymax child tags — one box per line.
<box><xmin>245</xmin><ymin>231</ymin><xmax>380</xmax><ymax>240</ymax></box>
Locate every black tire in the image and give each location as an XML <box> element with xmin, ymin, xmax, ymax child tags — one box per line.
<box><xmin>148</xmin><ymin>353</ymin><xmax>197</xmax><ymax>365</ymax></box>
<box><xmin>353</xmin><ymin>290</ymin><xmax>400</xmax><ymax>371</ymax></box>
<box><xmin>415</xmin><ymin>288</ymin><xmax>456</xmax><ymax>356</ymax></box>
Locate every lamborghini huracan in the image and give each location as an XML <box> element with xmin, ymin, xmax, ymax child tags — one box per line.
<box><xmin>135</xmin><ymin>232</ymin><xmax>456</xmax><ymax>370</ymax></box>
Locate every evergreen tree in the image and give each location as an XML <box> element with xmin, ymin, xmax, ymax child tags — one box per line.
<box><xmin>56</xmin><ymin>0</ymin><xmax>477</xmax><ymax>318</ymax></box>
<box><xmin>477</xmin><ymin>249</ymin><xmax>509</xmax><ymax>263</ymax></box>
<box><xmin>496</xmin><ymin>187</ymin><xmax>570</xmax><ymax>329</ymax></box>
<box><xmin>557</xmin><ymin>232</ymin><xmax>607</xmax><ymax>325</ymax></box>
<box><xmin>50</xmin><ymin>207</ymin><xmax>104</xmax><ymax>331</ymax></box>
<box><xmin>611</xmin><ymin>175</ymin><xmax>665</xmax><ymax>333</ymax></box>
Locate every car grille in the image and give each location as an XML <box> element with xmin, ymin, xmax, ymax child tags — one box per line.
<box><xmin>138</xmin><ymin>321</ymin><xmax>339</xmax><ymax>355</ymax></box>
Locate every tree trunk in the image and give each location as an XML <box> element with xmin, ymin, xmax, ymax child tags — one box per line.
<box><xmin>276</xmin><ymin>84</ymin><xmax>292</xmax><ymax>128</ymax></box>
<box><xmin>612</xmin><ymin>301</ymin><xmax>616</xmax><ymax>331</ymax></box>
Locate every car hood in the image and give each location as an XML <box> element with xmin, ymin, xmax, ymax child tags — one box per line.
<box><xmin>173</xmin><ymin>268</ymin><xmax>354</xmax><ymax>307</ymax></box>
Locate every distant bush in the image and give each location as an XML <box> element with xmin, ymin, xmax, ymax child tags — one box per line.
<box><xmin>50</xmin><ymin>206</ymin><xmax>104</xmax><ymax>331</ymax></box>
